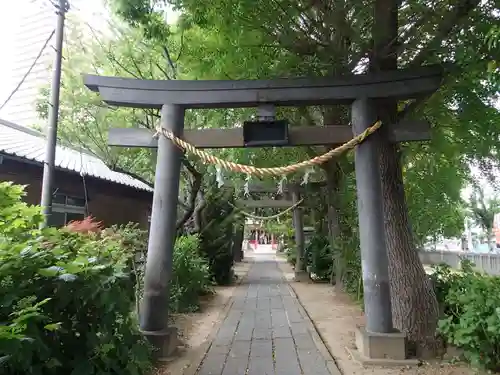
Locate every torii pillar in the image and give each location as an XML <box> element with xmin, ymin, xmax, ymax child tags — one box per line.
<box><xmin>141</xmin><ymin>104</ymin><xmax>184</xmax><ymax>357</ymax></box>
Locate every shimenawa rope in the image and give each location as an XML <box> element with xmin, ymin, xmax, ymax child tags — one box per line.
<box><xmin>228</xmin><ymin>198</ymin><xmax>304</xmax><ymax>220</ymax></box>
<box><xmin>153</xmin><ymin>120</ymin><xmax>382</xmax><ymax>178</ymax></box>
<box><xmin>154</xmin><ymin>120</ymin><xmax>381</xmax><ymax>219</ymax></box>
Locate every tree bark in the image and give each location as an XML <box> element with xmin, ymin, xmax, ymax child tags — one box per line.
<box><xmin>232</xmin><ymin>225</ymin><xmax>244</xmax><ymax>262</ymax></box>
<box><xmin>325</xmin><ymin>162</ymin><xmax>343</xmax><ymax>286</ymax></box>
<box><xmin>379</xmin><ymin>140</ymin><xmax>441</xmax><ymax>355</ymax></box>
<box><xmin>320</xmin><ymin>105</ymin><xmax>349</xmax><ymax>287</ymax></box>
<box><xmin>193</xmin><ymin>191</ymin><xmax>206</xmax><ymax>233</ymax></box>
<box><xmin>371</xmin><ymin>0</ymin><xmax>441</xmax><ymax>356</ymax></box>
<box><xmin>176</xmin><ymin>158</ymin><xmax>202</xmax><ymax>231</ymax></box>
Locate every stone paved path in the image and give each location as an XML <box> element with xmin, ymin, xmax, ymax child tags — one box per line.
<box><xmin>196</xmin><ymin>250</ymin><xmax>339</xmax><ymax>375</ymax></box>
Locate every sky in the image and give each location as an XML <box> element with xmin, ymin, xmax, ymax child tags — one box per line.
<box><xmin>0</xmin><ymin>2</ymin><xmax>22</xmax><ymax>100</ymax></box>
<box><xmin>0</xmin><ymin>0</ymin><xmax>178</xmax><ymax>104</ymax></box>
<box><xmin>0</xmin><ymin>0</ymin><xmax>106</xmax><ymax>100</ymax></box>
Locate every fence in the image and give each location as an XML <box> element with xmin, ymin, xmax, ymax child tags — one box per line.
<box><xmin>419</xmin><ymin>250</ymin><xmax>500</xmax><ymax>276</ymax></box>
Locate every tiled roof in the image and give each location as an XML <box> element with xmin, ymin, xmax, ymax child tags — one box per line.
<box><xmin>0</xmin><ymin>119</ymin><xmax>153</xmax><ymax>192</ymax></box>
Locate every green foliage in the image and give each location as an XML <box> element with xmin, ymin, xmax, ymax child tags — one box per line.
<box><xmin>104</xmin><ymin>221</ymin><xmax>212</xmax><ymax>314</ymax></box>
<box><xmin>429</xmin><ymin>261</ymin><xmax>473</xmax><ymax>319</ymax></box>
<box><xmin>282</xmin><ymin>227</ymin><xmax>297</xmax><ymax>264</ymax></box>
<box><xmin>467</xmin><ymin>185</ymin><xmax>500</xmax><ymax>234</ymax></box>
<box><xmin>0</xmin><ymin>184</ymin><xmax>152</xmax><ymax>375</ymax></box>
<box><xmin>109</xmin><ymin>0</ymin><xmax>171</xmax><ymax>41</ymax></box>
<box><xmin>106</xmin><ymin>221</ymin><xmax>148</xmax><ymax>317</ymax></box>
<box><xmin>486</xmin><ymin>25</ymin><xmax>500</xmax><ymax>73</ymax></box>
<box><xmin>107</xmin><ymin>0</ymin><xmax>500</xmax><ymax>247</ymax></box>
<box><xmin>170</xmin><ymin>235</ymin><xmax>212</xmax><ymax>312</ymax></box>
<box><xmin>262</xmin><ymin>220</ymin><xmax>291</xmax><ymax>237</ymax></box>
<box><xmin>35</xmin><ymin>15</ymin><xmax>168</xmax><ymax>183</ymax></box>
<box><xmin>285</xmin><ymin>247</ymin><xmax>297</xmax><ymax>266</ymax></box>
<box><xmin>198</xmin><ymin>185</ymin><xmax>237</xmax><ymax>285</ymax></box>
<box><xmin>0</xmin><ymin>182</ymin><xmax>43</xmax><ymax>239</ymax></box>
<box><xmin>432</xmin><ymin>261</ymin><xmax>500</xmax><ymax>371</ymax></box>
<box><xmin>304</xmin><ymin>234</ymin><xmax>331</xmax><ymax>281</ymax></box>
<box><xmin>44</xmin><ymin>1</ymin><xmax>499</xmax><ymax>269</ymax></box>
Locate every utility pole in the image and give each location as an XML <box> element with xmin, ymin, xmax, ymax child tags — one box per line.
<box><xmin>40</xmin><ymin>0</ymin><xmax>69</xmax><ymax>228</ymax></box>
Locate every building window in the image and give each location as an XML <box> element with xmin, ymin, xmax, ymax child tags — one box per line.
<box><xmin>47</xmin><ymin>193</ymin><xmax>86</xmax><ymax>228</ymax></box>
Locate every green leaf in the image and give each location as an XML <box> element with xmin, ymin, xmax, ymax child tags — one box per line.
<box><xmin>37</xmin><ymin>267</ymin><xmax>62</xmax><ymax>277</ymax></box>
<box><xmin>43</xmin><ymin>322</ymin><xmax>62</xmax><ymax>331</ymax></box>
<box><xmin>0</xmin><ymin>355</ymin><xmax>10</xmax><ymax>366</ymax></box>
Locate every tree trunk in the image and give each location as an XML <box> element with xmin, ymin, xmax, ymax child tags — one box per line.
<box><xmin>379</xmin><ymin>141</ymin><xmax>442</xmax><ymax>356</ymax></box>
<box><xmin>372</xmin><ymin>0</ymin><xmax>442</xmax><ymax>356</ymax></box>
<box><xmin>325</xmin><ymin>164</ymin><xmax>343</xmax><ymax>287</ymax></box>
<box><xmin>321</xmin><ymin>106</ymin><xmax>349</xmax><ymax>287</ymax></box>
<box><xmin>232</xmin><ymin>225</ymin><xmax>244</xmax><ymax>262</ymax></box>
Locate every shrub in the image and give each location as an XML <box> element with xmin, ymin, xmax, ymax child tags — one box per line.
<box><xmin>198</xmin><ymin>186</ymin><xmax>236</xmax><ymax>285</ymax></box>
<box><xmin>0</xmin><ymin>182</ymin><xmax>42</xmax><ymax>239</ymax></box>
<box><xmin>434</xmin><ymin>261</ymin><xmax>500</xmax><ymax>371</ymax></box>
<box><xmin>103</xmin><ymin>222</ymin><xmax>212</xmax><ymax>313</ymax></box>
<box><xmin>286</xmin><ymin>246</ymin><xmax>297</xmax><ymax>266</ymax></box>
<box><xmin>65</xmin><ymin>216</ymin><xmax>103</xmax><ymax>233</ymax></box>
<box><xmin>170</xmin><ymin>235</ymin><xmax>212</xmax><ymax>312</ymax></box>
<box><xmin>284</xmin><ymin>231</ymin><xmax>297</xmax><ymax>266</ymax></box>
<box><xmin>0</xmin><ymin>182</ymin><xmax>152</xmax><ymax>375</ymax></box>
<box><xmin>429</xmin><ymin>262</ymin><xmax>470</xmax><ymax>316</ymax></box>
<box><xmin>305</xmin><ymin>234</ymin><xmax>332</xmax><ymax>280</ymax></box>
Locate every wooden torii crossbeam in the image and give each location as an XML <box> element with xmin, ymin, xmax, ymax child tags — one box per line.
<box><xmin>91</xmin><ymin>66</ymin><xmax>441</xmax><ymax>149</ymax></box>
<box><xmin>84</xmin><ymin>64</ymin><xmax>443</xmax><ymax>358</ymax></box>
<box><xmin>108</xmin><ymin>120</ymin><xmax>430</xmax><ymax>148</ymax></box>
<box><xmin>85</xmin><ymin>65</ymin><xmax>442</xmax><ymax>108</ymax></box>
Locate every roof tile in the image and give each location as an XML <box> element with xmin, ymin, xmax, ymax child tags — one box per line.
<box><xmin>0</xmin><ymin>119</ymin><xmax>153</xmax><ymax>192</ymax></box>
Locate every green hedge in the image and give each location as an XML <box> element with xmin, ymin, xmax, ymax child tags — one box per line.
<box><xmin>198</xmin><ymin>187</ymin><xmax>236</xmax><ymax>285</ymax></box>
<box><xmin>169</xmin><ymin>235</ymin><xmax>212</xmax><ymax>312</ymax></box>
<box><xmin>431</xmin><ymin>261</ymin><xmax>500</xmax><ymax>371</ymax></box>
<box><xmin>305</xmin><ymin>234</ymin><xmax>332</xmax><ymax>281</ymax></box>
<box><xmin>110</xmin><ymin>222</ymin><xmax>212</xmax><ymax>314</ymax></box>
<box><xmin>0</xmin><ymin>182</ymin><xmax>212</xmax><ymax>374</ymax></box>
<box><xmin>0</xmin><ymin>182</ymin><xmax>151</xmax><ymax>374</ymax></box>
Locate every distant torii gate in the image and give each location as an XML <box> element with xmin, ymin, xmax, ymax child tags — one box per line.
<box><xmin>84</xmin><ymin>65</ymin><xmax>443</xmax><ymax>360</ymax></box>
<box><xmin>236</xmin><ymin>182</ymin><xmax>312</xmax><ymax>279</ymax></box>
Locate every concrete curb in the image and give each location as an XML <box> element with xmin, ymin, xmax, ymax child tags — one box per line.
<box><xmin>181</xmin><ymin>259</ymin><xmax>253</xmax><ymax>375</ymax></box>
<box><xmin>276</xmin><ymin>255</ymin><xmax>343</xmax><ymax>375</ymax></box>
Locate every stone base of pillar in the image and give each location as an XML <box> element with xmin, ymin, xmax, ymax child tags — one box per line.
<box><xmin>142</xmin><ymin>327</ymin><xmax>179</xmax><ymax>361</ymax></box>
<box><xmin>347</xmin><ymin>325</ymin><xmax>419</xmax><ymax>366</ymax></box>
<box><xmin>293</xmin><ymin>270</ymin><xmax>310</xmax><ymax>282</ymax></box>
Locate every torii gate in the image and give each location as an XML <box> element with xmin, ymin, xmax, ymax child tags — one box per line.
<box><xmin>236</xmin><ymin>181</ymin><xmax>315</xmax><ymax>279</ymax></box>
<box><xmin>237</xmin><ymin>181</ymin><xmax>326</xmax><ymax>281</ymax></box>
<box><xmin>84</xmin><ymin>65</ymin><xmax>443</xmax><ymax>361</ymax></box>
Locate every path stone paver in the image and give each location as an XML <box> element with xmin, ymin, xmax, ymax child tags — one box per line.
<box><xmin>196</xmin><ymin>251</ymin><xmax>339</xmax><ymax>375</ymax></box>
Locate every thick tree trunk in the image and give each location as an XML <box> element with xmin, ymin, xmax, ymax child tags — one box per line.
<box><xmin>379</xmin><ymin>141</ymin><xmax>441</xmax><ymax>356</ymax></box>
<box><xmin>372</xmin><ymin>0</ymin><xmax>442</xmax><ymax>356</ymax></box>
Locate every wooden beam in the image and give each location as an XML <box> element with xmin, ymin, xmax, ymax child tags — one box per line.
<box><xmin>108</xmin><ymin>120</ymin><xmax>431</xmax><ymax>149</ymax></box>
<box><xmin>85</xmin><ymin>65</ymin><xmax>444</xmax><ymax>109</ymax></box>
<box><xmin>237</xmin><ymin>199</ymin><xmax>294</xmax><ymax>208</ymax></box>
<box><xmin>242</xmin><ymin>181</ymin><xmax>327</xmax><ymax>193</ymax></box>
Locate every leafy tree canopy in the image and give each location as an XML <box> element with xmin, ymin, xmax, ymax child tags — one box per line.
<box><xmin>107</xmin><ymin>0</ymin><xmax>499</xmax><ymax>240</ymax></box>
<box><xmin>38</xmin><ymin>1</ymin><xmax>500</xmax><ymax>242</ymax></box>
